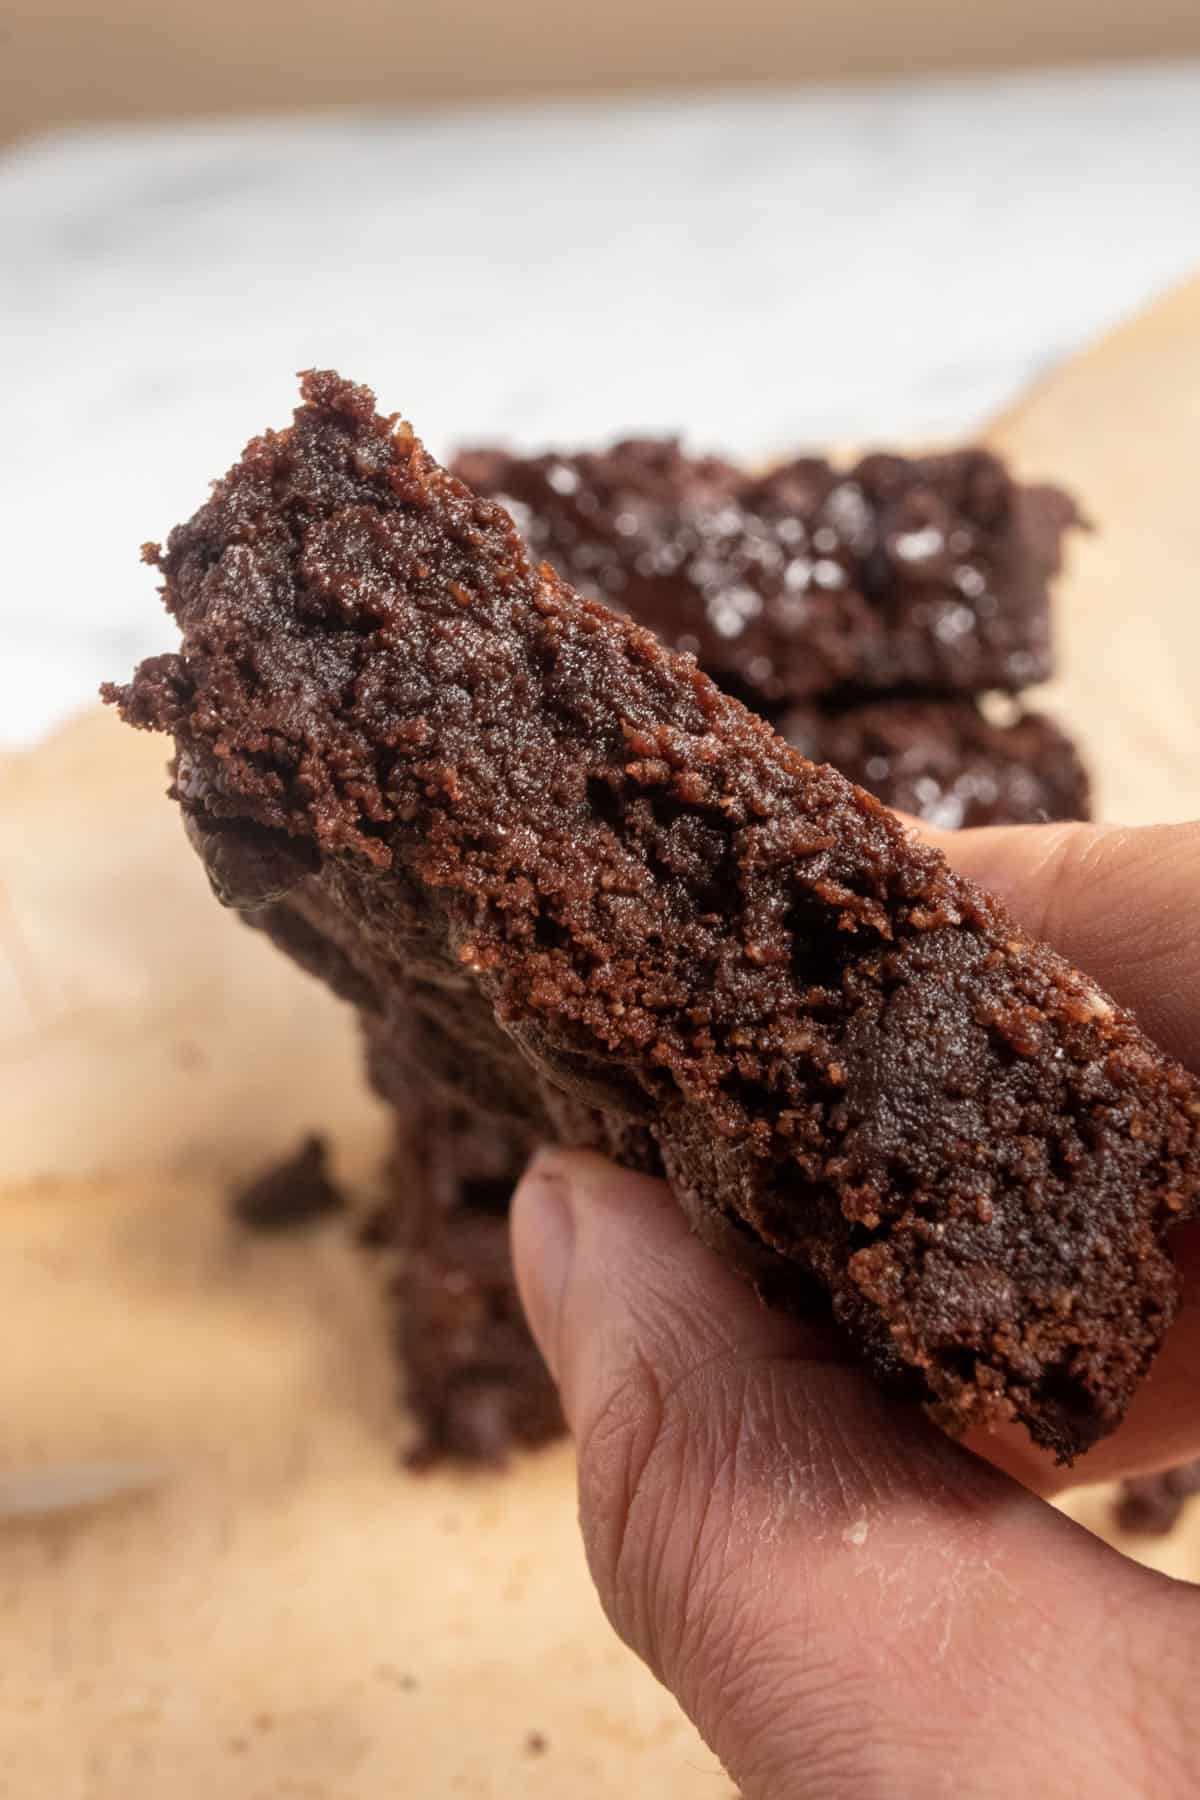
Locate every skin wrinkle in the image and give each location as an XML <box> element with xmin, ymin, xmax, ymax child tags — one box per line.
<box><xmin>572</xmin><ymin>1293</ymin><xmax>892</xmax><ymax>1719</ymax></box>
<box><xmin>663</xmin><ymin>1405</ymin><xmax>755</xmax><ymax>1718</ymax></box>
<box><xmin>731</xmin><ymin>1667</ymin><xmax>1085</xmax><ymax>1800</ymax></box>
<box><xmin>628</xmin><ymin>1472</ymin><xmax>686</xmax><ymax>1689</ymax></box>
<box><xmin>721</xmin><ymin>1506</ymin><xmax>1185</xmax><ymax>1800</ymax></box>
<box><xmin>683</xmin><ymin>1490</ymin><xmax>926</xmax><ymax>1799</ymax></box>
<box><xmin>724</xmin><ymin>1669</ymin><xmax>897</xmax><ymax>1800</ymax></box>
<box><xmin>575</xmin><ymin>1339</ymin><xmax>671</xmax><ymax>1675</ymax></box>
<box><xmin>586</xmin><ymin>1295</ymin><xmax>1104</xmax><ymax>1788</ymax></box>
<box><xmin>584</xmin><ymin>1354</ymin><xmax>777</xmax><ymax>1684</ymax></box>
<box><xmin>1094</xmin><ymin>1587</ymin><xmax>1200</xmax><ymax>1799</ymax></box>
<box><xmin>665</xmin><ymin>1500</ymin><xmax>934</xmax><ymax>1798</ymax></box>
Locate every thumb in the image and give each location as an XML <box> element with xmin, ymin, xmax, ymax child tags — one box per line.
<box><xmin>512</xmin><ymin>1149</ymin><xmax>1199</xmax><ymax>1800</ymax></box>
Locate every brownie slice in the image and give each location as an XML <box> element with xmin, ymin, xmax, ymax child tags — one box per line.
<box><xmin>106</xmin><ymin>371</ymin><xmax>1200</xmax><ymax>1462</ymax></box>
<box><xmin>781</xmin><ymin>698</ymin><xmax>1091</xmax><ymax>829</ymax></box>
<box><xmin>453</xmin><ymin>438</ymin><xmax>1077</xmax><ymax>705</ymax></box>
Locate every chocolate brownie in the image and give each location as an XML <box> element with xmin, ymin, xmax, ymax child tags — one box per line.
<box><xmin>106</xmin><ymin>371</ymin><xmax>1200</xmax><ymax>1462</ymax></box>
<box><xmin>1114</xmin><ymin>1459</ymin><xmax>1200</xmax><ymax>1537</ymax></box>
<box><xmin>453</xmin><ymin>438</ymin><xmax>1077</xmax><ymax>705</ymax></box>
<box><xmin>781</xmin><ymin>698</ymin><xmax>1090</xmax><ymax>829</ymax></box>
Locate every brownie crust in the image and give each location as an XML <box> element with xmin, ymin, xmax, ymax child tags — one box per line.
<box><xmin>107</xmin><ymin>372</ymin><xmax>1198</xmax><ymax>1463</ymax></box>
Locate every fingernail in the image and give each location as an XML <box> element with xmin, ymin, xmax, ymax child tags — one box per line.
<box><xmin>511</xmin><ymin>1151</ymin><xmax>577</xmax><ymax>1383</ymax></box>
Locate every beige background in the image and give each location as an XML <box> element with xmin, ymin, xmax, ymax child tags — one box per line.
<box><xmin>0</xmin><ymin>278</ymin><xmax>1199</xmax><ymax>1794</ymax></box>
<box><xmin>5</xmin><ymin>0</ymin><xmax>1200</xmax><ymax>143</ymax></box>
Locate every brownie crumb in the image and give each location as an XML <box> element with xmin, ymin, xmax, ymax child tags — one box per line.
<box><xmin>231</xmin><ymin>1135</ymin><xmax>344</xmax><ymax>1231</ymax></box>
<box><xmin>1115</xmin><ymin>1459</ymin><xmax>1200</xmax><ymax>1536</ymax></box>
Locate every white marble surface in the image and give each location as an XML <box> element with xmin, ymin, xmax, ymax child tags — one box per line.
<box><xmin>4</xmin><ymin>61</ymin><xmax>1200</xmax><ymax>747</ymax></box>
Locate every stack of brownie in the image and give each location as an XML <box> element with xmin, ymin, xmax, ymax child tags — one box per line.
<box><xmin>381</xmin><ymin>434</ymin><xmax>1087</xmax><ymax>1462</ymax></box>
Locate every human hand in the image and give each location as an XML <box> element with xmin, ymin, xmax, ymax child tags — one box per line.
<box><xmin>511</xmin><ymin>820</ymin><xmax>1200</xmax><ymax>1799</ymax></box>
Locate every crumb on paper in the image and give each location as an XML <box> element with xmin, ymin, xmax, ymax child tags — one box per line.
<box><xmin>231</xmin><ymin>1134</ymin><xmax>345</xmax><ymax>1231</ymax></box>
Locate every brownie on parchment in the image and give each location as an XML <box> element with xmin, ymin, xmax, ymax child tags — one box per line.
<box><xmin>782</xmin><ymin>698</ymin><xmax>1090</xmax><ymax>830</ymax></box>
<box><xmin>452</xmin><ymin>438</ymin><xmax>1078</xmax><ymax>706</ymax></box>
<box><xmin>106</xmin><ymin>372</ymin><xmax>1199</xmax><ymax>1464</ymax></box>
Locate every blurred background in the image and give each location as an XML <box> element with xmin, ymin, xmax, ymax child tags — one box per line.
<box><xmin>4</xmin><ymin>6</ymin><xmax>1200</xmax><ymax>744</ymax></box>
<box><xmin>8</xmin><ymin>1</ymin><xmax>1200</xmax><ymax>136</ymax></box>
